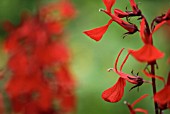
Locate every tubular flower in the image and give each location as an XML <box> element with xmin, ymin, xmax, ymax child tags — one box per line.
<box><xmin>154</xmin><ymin>72</ymin><xmax>170</xmax><ymax>110</ymax></box>
<box><xmin>114</xmin><ymin>0</ymin><xmax>142</xmax><ymax>19</ymax></box>
<box><xmin>83</xmin><ymin>0</ymin><xmax>138</xmax><ymax>41</ymax></box>
<box><xmin>124</xmin><ymin>94</ymin><xmax>148</xmax><ymax>114</ymax></box>
<box><xmin>102</xmin><ymin>48</ymin><xmax>146</xmax><ymax>103</ymax></box>
<box><xmin>151</xmin><ymin>9</ymin><xmax>170</xmax><ymax>32</ymax></box>
<box><xmin>129</xmin><ymin>17</ymin><xmax>164</xmax><ymax>62</ymax></box>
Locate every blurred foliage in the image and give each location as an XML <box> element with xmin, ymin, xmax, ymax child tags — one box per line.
<box><xmin>0</xmin><ymin>0</ymin><xmax>170</xmax><ymax>114</ymax></box>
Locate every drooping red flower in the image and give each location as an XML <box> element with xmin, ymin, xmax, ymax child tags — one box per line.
<box><xmin>151</xmin><ymin>9</ymin><xmax>170</xmax><ymax>32</ymax></box>
<box><xmin>124</xmin><ymin>94</ymin><xmax>148</xmax><ymax>114</ymax></box>
<box><xmin>83</xmin><ymin>0</ymin><xmax>138</xmax><ymax>41</ymax></box>
<box><xmin>129</xmin><ymin>17</ymin><xmax>164</xmax><ymax>62</ymax></box>
<box><xmin>154</xmin><ymin>72</ymin><xmax>170</xmax><ymax>110</ymax></box>
<box><xmin>102</xmin><ymin>48</ymin><xmax>146</xmax><ymax>103</ymax></box>
<box><xmin>114</xmin><ymin>0</ymin><xmax>142</xmax><ymax>19</ymax></box>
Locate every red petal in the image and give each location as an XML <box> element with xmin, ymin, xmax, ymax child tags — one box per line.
<box><xmin>102</xmin><ymin>77</ymin><xmax>126</xmax><ymax>103</ymax></box>
<box><xmin>129</xmin><ymin>44</ymin><xmax>164</xmax><ymax>62</ymax></box>
<box><xmin>140</xmin><ymin>18</ymin><xmax>152</xmax><ymax>44</ymax></box>
<box><xmin>131</xmin><ymin>94</ymin><xmax>148</xmax><ymax>107</ymax></box>
<box><xmin>114</xmin><ymin>48</ymin><xmax>125</xmax><ymax>72</ymax></box>
<box><xmin>103</xmin><ymin>0</ymin><xmax>116</xmax><ymax>13</ymax></box>
<box><xmin>154</xmin><ymin>86</ymin><xmax>170</xmax><ymax>106</ymax></box>
<box><xmin>152</xmin><ymin>21</ymin><xmax>166</xmax><ymax>33</ymax></box>
<box><xmin>114</xmin><ymin>9</ymin><xmax>129</xmax><ymax>18</ymax></box>
<box><xmin>83</xmin><ymin>20</ymin><xmax>112</xmax><ymax>41</ymax></box>
<box><xmin>129</xmin><ymin>0</ymin><xmax>137</xmax><ymax>11</ymax></box>
<box><xmin>165</xmin><ymin>9</ymin><xmax>170</xmax><ymax>19</ymax></box>
<box><xmin>134</xmin><ymin>108</ymin><xmax>148</xmax><ymax>114</ymax></box>
<box><xmin>143</xmin><ymin>70</ymin><xmax>165</xmax><ymax>84</ymax></box>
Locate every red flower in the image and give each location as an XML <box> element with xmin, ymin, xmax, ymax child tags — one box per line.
<box><xmin>129</xmin><ymin>17</ymin><xmax>164</xmax><ymax>62</ymax></box>
<box><xmin>114</xmin><ymin>0</ymin><xmax>142</xmax><ymax>18</ymax></box>
<box><xmin>154</xmin><ymin>72</ymin><xmax>170</xmax><ymax>110</ymax></box>
<box><xmin>83</xmin><ymin>0</ymin><xmax>138</xmax><ymax>41</ymax></box>
<box><xmin>102</xmin><ymin>48</ymin><xmax>146</xmax><ymax>103</ymax></box>
<box><xmin>151</xmin><ymin>9</ymin><xmax>170</xmax><ymax>32</ymax></box>
<box><xmin>124</xmin><ymin>94</ymin><xmax>148</xmax><ymax>114</ymax></box>
<box><xmin>4</xmin><ymin>1</ymin><xmax>76</xmax><ymax>114</ymax></box>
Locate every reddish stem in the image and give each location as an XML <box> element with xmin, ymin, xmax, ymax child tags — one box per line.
<box><xmin>150</xmin><ymin>63</ymin><xmax>159</xmax><ymax>114</ymax></box>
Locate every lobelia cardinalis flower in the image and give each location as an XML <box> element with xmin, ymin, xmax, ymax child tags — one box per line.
<box><xmin>83</xmin><ymin>0</ymin><xmax>138</xmax><ymax>41</ymax></box>
<box><xmin>128</xmin><ymin>17</ymin><xmax>164</xmax><ymax>63</ymax></box>
<box><xmin>114</xmin><ymin>0</ymin><xmax>142</xmax><ymax>19</ymax></box>
<box><xmin>153</xmin><ymin>72</ymin><xmax>170</xmax><ymax>110</ymax></box>
<box><xmin>151</xmin><ymin>9</ymin><xmax>170</xmax><ymax>32</ymax></box>
<box><xmin>102</xmin><ymin>48</ymin><xmax>148</xmax><ymax>103</ymax></box>
<box><xmin>124</xmin><ymin>94</ymin><xmax>148</xmax><ymax>114</ymax></box>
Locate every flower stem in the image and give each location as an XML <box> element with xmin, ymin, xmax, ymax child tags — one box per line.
<box><xmin>150</xmin><ymin>63</ymin><xmax>159</xmax><ymax>114</ymax></box>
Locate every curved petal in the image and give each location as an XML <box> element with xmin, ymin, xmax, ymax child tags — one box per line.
<box><xmin>131</xmin><ymin>94</ymin><xmax>148</xmax><ymax>107</ymax></box>
<box><xmin>152</xmin><ymin>21</ymin><xmax>166</xmax><ymax>33</ymax></box>
<box><xmin>114</xmin><ymin>9</ymin><xmax>129</xmax><ymax>18</ymax></box>
<box><xmin>134</xmin><ymin>108</ymin><xmax>148</xmax><ymax>114</ymax></box>
<box><xmin>143</xmin><ymin>70</ymin><xmax>165</xmax><ymax>84</ymax></box>
<box><xmin>83</xmin><ymin>20</ymin><xmax>112</xmax><ymax>41</ymax></box>
<box><xmin>129</xmin><ymin>0</ymin><xmax>138</xmax><ymax>12</ymax></box>
<box><xmin>129</xmin><ymin>44</ymin><xmax>164</xmax><ymax>62</ymax></box>
<box><xmin>102</xmin><ymin>77</ymin><xmax>126</xmax><ymax>103</ymax></box>
<box><xmin>103</xmin><ymin>0</ymin><xmax>116</xmax><ymax>13</ymax></box>
<box><xmin>154</xmin><ymin>86</ymin><xmax>170</xmax><ymax>106</ymax></box>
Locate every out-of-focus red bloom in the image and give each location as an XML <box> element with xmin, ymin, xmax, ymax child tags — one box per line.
<box><xmin>40</xmin><ymin>0</ymin><xmax>76</xmax><ymax>21</ymax></box>
<box><xmin>4</xmin><ymin>1</ymin><xmax>76</xmax><ymax>114</ymax></box>
<box><xmin>154</xmin><ymin>72</ymin><xmax>170</xmax><ymax>110</ymax></box>
<box><xmin>83</xmin><ymin>0</ymin><xmax>138</xmax><ymax>41</ymax></box>
<box><xmin>129</xmin><ymin>17</ymin><xmax>164</xmax><ymax>62</ymax></box>
<box><xmin>102</xmin><ymin>48</ymin><xmax>146</xmax><ymax>103</ymax></box>
<box><xmin>124</xmin><ymin>94</ymin><xmax>148</xmax><ymax>114</ymax></box>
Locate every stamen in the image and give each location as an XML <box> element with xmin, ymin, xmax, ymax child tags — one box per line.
<box><xmin>99</xmin><ymin>8</ymin><xmax>104</xmax><ymax>12</ymax></box>
<box><xmin>107</xmin><ymin>68</ymin><xmax>113</xmax><ymax>72</ymax></box>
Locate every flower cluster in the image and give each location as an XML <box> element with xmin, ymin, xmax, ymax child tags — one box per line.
<box><xmin>84</xmin><ymin>0</ymin><xmax>170</xmax><ymax>114</ymax></box>
<box><xmin>2</xmin><ymin>0</ymin><xmax>76</xmax><ymax>114</ymax></box>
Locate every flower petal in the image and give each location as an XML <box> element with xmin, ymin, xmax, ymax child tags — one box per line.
<box><xmin>103</xmin><ymin>0</ymin><xmax>116</xmax><ymax>13</ymax></box>
<box><xmin>129</xmin><ymin>44</ymin><xmax>164</xmax><ymax>62</ymax></box>
<box><xmin>131</xmin><ymin>94</ymin><xmax>148</xmax><ymax>107</ymax></box>
<box><xmin>152</xmin><ymin>21</ymin><xmax>166</xmax><ymax>33</ymax></box>
<box><xmin>143</xmin><ymin>70</ymin><xmax>165</xmax><ymax>84</ymax></box>
<box><xmin>134</xmin><ymin>108</ymin><xmax>148</xmax><ymax>114</ymax></box>
<box><xmin>114</xmin><ymin>9</ymin><xmax>129</xmax><ymax>18</ymax></box>
<box><xmin>102</xmin><ymin>77</ymin><xmax>126</xmax><ymax>103</ymax></box>
<box><xmin>140</xmin><ymin>18</ymin><xmax>151</xmax><ymax>44</ymax></box>
<box><xmin>83</xmin><ymin>20</ymin><xmax>112</xmax><ymax>41</ymax></box>
<box><xmin>154</xmin><ymin>86</ymin><xmax>170</xmax><ymax>106</ymax></box>
<box><xmin>129</xmin><ymin>0</ymin><xmax>138</xmax><ymax>12</ymax></box>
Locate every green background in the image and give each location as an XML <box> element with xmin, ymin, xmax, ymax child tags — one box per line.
<box><xmin>0</xmin><ymin>0</ymin><xmax>170</xmax><ymax>114</ymax></box>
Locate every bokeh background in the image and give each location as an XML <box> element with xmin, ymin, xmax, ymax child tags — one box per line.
<box><xmin>0</xmin><ymin>0</ymin><xmax>170</xmax><ymax>114</ymax></box>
